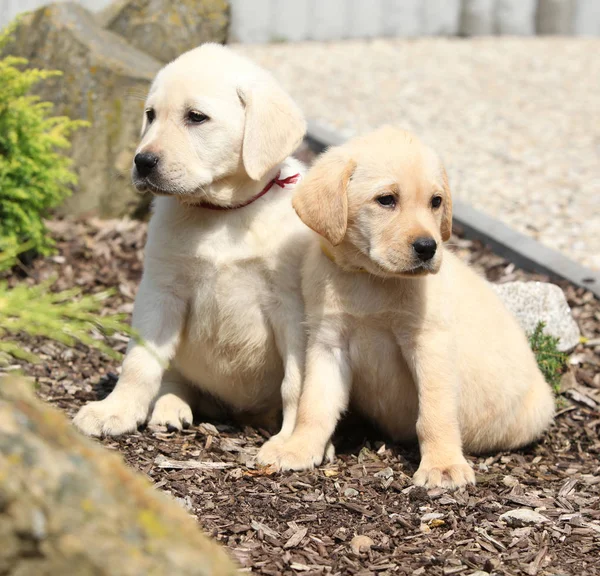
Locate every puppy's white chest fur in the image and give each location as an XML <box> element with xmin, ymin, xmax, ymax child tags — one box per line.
<box><xmin>145</xmin><ymin>164</ymin><xmax>307</xmax><ymax>412</ymax></box>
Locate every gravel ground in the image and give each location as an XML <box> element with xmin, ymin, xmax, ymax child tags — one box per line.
<box><xmin>3</xmin><ymin>211</ymin><xmax>599</xmax><ymax>576</ymax></box>
<box><xmin>234</xmin><ymin>38</ymin><xmax>600</xmax><ymax>271</ymax></box>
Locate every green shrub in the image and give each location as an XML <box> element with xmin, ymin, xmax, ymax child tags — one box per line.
<box><xmin>0</xmin><ymin>21</ymin><xmax>86</xmax><ymax>256</ymax></box>
<box><xmin>0</xmin><ymin>243</ymin><xmax>136</xmax><ymax>366</ymax></box>
<box><xmin>529</xmin><ymin>321</ymin><xmax>569</xmax><ymax>393</ymax></box>
<box><xmin>0</xmin><ymin>22</ymin><xmax>134</xmax><ymax>367</ymax></box>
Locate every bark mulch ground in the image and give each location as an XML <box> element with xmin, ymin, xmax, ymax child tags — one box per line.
<box><xmin>2</xmin><ymin>182</ymin><xmax>600</xmax><ymax>575</ymax></box>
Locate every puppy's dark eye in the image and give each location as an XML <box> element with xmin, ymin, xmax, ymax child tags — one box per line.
<box><xmin>431</xmin><ymin>196</ymin><xmax>442</xmax><ymax>209</ymax></box>
<box><xmin>376</xmin><ymin>195</ymin><xmax>396</xmax><ymax>208</ymax></box>
<box><xmin>145</xmin><ymin>108</ymin><xmax>155</xmax><ymax>124</ymax></box>
<box><xmin>187</xmin><ymin>110</ymin><xmax>209</xmax><ymax>124</ymax></box>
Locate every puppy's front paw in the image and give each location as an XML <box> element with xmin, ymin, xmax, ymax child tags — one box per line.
<box><xmin>149</xmin><ymin>393</ymin><xmax>193</xmax><ymax>431</ymax></box>
<box><xmin>73</xmin><ymin>397</ymin><xmax>147</xmax><ymax>437</ymax></box>
<box><xmin>256</xmin><ymin>435</ymin><xmax>328</xmax><ymax>471</ymax></box>
<box><xmin>413</xmin><ymin>456</ymin><xmax>475</xmax><ymax>489</ymax></box>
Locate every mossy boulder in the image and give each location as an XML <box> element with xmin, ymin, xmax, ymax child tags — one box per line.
<box><xmin>3</xmin><ymin>2</ymin><xmax>161</xmax><ymax>217</ymax></box>
<box><xmin>0</xmin><ymin>376</ymin><xmax>238</xmax><ymax>575</ymax></box>
<box><xmin>99</xmin><ymin>0</ymin><xmax>229</xmax><ymax>63</ymax></box>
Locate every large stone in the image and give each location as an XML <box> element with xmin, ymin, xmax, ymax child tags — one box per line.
<box><xmin>492</xmin><ymin>281</ymin><xmax>581</xmax><ymax>352</ymax></box>
<box><xmin>0</xmin><ymin>377</ymin><xmax>238</xmax><ymax>575</ymax></box>
<box><xmin>98</xmin><ymin>0</ymin><xmax>229</xmax><ymax>63</ymax></box>
<box><xmin>4</xmin><ymin>3</ymin><xmax>161</xmax><ymax>217</ymax></box>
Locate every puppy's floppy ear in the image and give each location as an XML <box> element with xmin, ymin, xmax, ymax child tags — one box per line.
<box><xmin>292</xmin><ymin>150</ymin><xmax>356</xmax><ymax>246</ymax></box>
<box><xmin>440</xmin><ymin>166</ymin><xmax>453</xmax><ymax>242</ymax></box>
<box><xmin>238</xmin><ymin>81</ymin><xmax>306</xmax><ymax>181</ymax></box>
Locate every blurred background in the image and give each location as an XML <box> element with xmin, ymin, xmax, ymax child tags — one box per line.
<box><xmin>0</xmin><ymin>0</ymin><xmax>598</xmax><ymax>273</ymax></box>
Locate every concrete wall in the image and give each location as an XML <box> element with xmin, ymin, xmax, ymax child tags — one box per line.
<box><xmin>1</xmin><ymin>0</ymin><xmax>599</xmax><ymax>39</ymax></box>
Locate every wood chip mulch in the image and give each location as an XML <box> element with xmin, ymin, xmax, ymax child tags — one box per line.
<box><xmin>2</xmin><ymin>197</ymin><xmax>599</xmax><ymax>575</ymax></box>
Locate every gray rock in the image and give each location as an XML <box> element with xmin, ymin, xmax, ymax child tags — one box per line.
<box><xmin>537</xmin><ymin>0</ymin><xmax>576</xmax><ymax>34</ymax></box>
<box><xmin>0</xmin><ymin>376</ymin><xmax>237</xmax><ymax>575</ymax></box>
<box><xmin>496</xmin><ymin>0</ymin><xmax>537</xmax><ymax>35</ymax></box>
<box><xmin>460</xmin><ymin>0</ymin><xmax>495</xmax><ymax>36</ymax></box>
<box><xmin>492</xmin><ymin>281</ymin><xmax>580</xmax><ymax>352</ymax></box>
<box><xmin>499</xmin><ymin>508</ymin><xmax>550</xmax><ymax>527</ymax></box>
<box><xmin>4</xmin><ymin>2</ymin><xmax>161</xmax><ymax>217</ymax></box>
<box><xmin>98</xmin><ymin>0</ymin><xmax>229</xmax><ymax>63</ymax></box>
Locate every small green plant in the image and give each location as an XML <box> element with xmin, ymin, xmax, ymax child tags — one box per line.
<box><xmin>0</xmin><ymin>244</ymin><xmax>136</xmax><ymax>366</ymax></box>
<box><xmin>0</xmin><ymin>20</ymin><xmax>86</xmax><ymax>256</ymax></box>
<box><xmin>528</xmin><ymin>321</ymin><xmax>569</xmax><ymax>393</ymax></box>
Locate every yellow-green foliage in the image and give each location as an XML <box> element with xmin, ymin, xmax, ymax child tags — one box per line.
<box><xmin>0</xmin><ymin>275</ymin><xmax>132</xmax><ymax>365</ymax></box>
<box><xmin>0</xmin><ymin>22</ymin><xmax>133</xmax><ymax>366</ymax></box>
<box><xmin>0</xmin><ymin>242</ymin><xmax>136</xmax><ymax>365</ymax></box>
<box><xmin>0</xmin><ymin>21</ymin><xmax>86</xmax><ymax>256</ymax></box>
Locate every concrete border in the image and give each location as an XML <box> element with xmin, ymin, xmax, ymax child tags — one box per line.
<box><xmin>305</xmin><ymin>120</ymin><xmax>600</xmax><ymax>298</ymax></box>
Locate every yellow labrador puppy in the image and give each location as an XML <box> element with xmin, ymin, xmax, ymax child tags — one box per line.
<box><xmin>262</xmin><ymin>126</ymin><xmax>555</xmax><ymax>488</ymax></box>
<box><xmin>74</xmin><ymin>44</ymin><xmax>309</xmax><ymax>458</ymax></box>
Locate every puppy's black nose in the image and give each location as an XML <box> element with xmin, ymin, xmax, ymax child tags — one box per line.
<box><xmin>134</xmin><ymin>152</ymin><xmax>159</xmax><ymax>177</ymax></box>
<box><xmin>413</xmin><ymin>237</ymin><xmax>437</xmax><ymax>261</ymax></box>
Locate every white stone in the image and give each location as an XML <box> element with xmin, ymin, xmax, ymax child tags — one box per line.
<box><xmin>499</xmin><ymin>508</ymin><xmax>550</xmax><ymax>527</ymax></box>
<box><xmin>496</xmin><ymin>0</ymin><xmax>537</xmax><ymax>35</ymax></box>
<box><xmin>492</xmin><ymin>282</ymin><xmax>581</xmax><ymax>352</ymax></box>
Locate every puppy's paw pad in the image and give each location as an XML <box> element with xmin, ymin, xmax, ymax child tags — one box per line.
<box><xmin>413</xmin><ymin>459</ymin><xmax>475</xmax><ymax>489</ymax></box>
<box><xmin>73</xmin><ymin>400</ymin><xmax>144</xmax><ymax>437</ymax></box>
<box><xmin>149</xmin><ymin>393</ymin><xmax>193</xmax><ymax>431</ymax></box>
<box><xmin>256</xmin><ymin>437</ymin><xmax>325</xmax><ymax>471</ymax></box>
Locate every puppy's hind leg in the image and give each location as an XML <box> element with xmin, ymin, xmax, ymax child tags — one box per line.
<box><xmin>149</xmin><ymin>369</ymin><xmax>194</xmax><ymax>432</ymax></box>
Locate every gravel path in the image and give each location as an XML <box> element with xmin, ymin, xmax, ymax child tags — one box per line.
<box><xmin>235</xmin><ymin>38</ymin><xmax>600</xmax><ymax>271</ymax></box>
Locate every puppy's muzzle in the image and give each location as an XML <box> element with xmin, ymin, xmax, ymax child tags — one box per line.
<box><xmin>134</xmin><ymin>152</ymin><xmax>159</xmax><ymax>178</ymax></box>
<box><xmin>412</xmin><ymin>237</ymin><xmax>437</xmax><ymax>262</ymax></box>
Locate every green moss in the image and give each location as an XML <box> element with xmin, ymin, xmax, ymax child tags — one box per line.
<box><xmin>138</xmin><ymin>509</ymin><xmax>168</xmax><ymax>539</ymax></box>
<box><xmin>529</xmin><ymin>321</ymin><xmax>569</xmax><ymax>394</ymax></box>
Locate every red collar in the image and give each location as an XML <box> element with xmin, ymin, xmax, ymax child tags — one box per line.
<box><xmin>196</xmin><ymin>171</ymin><xmax>301</xmax><ymax>210</ymax></box>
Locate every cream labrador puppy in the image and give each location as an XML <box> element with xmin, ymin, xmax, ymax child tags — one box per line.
<box><xmin>261</xmin><ymin>126</ymin><xmax>555</xmax><ymax>488</ymax></box>
<box><xmin>73</xmin><ymin>44</ymin><xmax>310</xmax><ymax>457</ymax></box>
